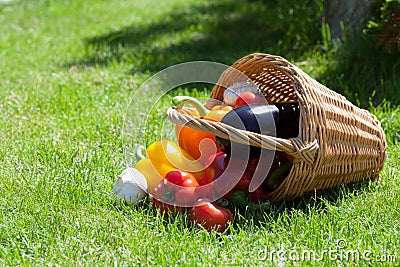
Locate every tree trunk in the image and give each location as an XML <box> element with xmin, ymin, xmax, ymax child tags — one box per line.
<box><xmin>323</xmin><ymin>0</ymin><xmax>375</xmax><ymax>39</ymax></box>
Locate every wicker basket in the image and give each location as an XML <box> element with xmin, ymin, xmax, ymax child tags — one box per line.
<box><xmin>166</xmin><ymin>53</ymin><xmax>386</xmax><ymax>203</ymax></box>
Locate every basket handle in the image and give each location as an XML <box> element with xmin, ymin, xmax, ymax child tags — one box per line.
<box><xmin>167</xmin><ymin>108</ymin><xmax>318</xmax><ymax>165</ymax></box>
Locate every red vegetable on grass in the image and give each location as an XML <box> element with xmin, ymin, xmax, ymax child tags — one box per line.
<box><xmin>190</xmin><ymin>200</ymin><xmax>233</xmax><ymax>232</ymax></box>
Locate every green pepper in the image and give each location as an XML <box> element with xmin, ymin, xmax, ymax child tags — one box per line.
<box><xmin>172</xmin><ymin>96</ymin><xmax>232</xmax><ymax>122</ymax></box>
<box><xmin>172</xmin><ymin>96</ymin><xmax>209</xmax><ymax>117</ymax></box>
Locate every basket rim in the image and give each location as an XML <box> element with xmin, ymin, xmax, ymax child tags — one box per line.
<box><xmin>166</xmin><ymin>107</ymin><xmax>319</xmax><ymax>166</ymax></box>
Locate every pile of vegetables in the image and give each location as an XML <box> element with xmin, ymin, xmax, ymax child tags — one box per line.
<box><xmin>113</xmin><ymin>82</ymin><xmax>296</xmax><ymax>232</ymax></box>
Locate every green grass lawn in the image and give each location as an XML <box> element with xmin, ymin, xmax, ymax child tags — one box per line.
<box><xmin>0</xmin><ymin>0</ymin><xmax>399</xmax><ymax>266</ymax></box>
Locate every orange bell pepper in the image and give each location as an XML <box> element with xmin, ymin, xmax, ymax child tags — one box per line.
<box><xmin>172</xmin><ymin>96</ymin><xmax>232</xmax><ymax>165</ymax></box>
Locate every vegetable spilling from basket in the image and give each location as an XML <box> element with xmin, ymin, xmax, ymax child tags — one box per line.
<box><xmin>113</xmin><ymin>81</ymin><xmax>300</xmax><ymax>232</ymax></box>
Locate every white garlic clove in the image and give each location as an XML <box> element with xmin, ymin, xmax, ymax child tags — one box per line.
<box><xmin>112</xmin><ymin>168</ymin><xmax>148</xmax><ymax>204</ymax></box>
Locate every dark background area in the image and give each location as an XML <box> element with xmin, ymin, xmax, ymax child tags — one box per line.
<box><xmin>73</xmin><ymin>0</ymin><xmax>399</xmax><ymax>107</ymax></box>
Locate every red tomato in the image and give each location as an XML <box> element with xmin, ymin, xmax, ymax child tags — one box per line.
<box><xmin>165</xmin><ymin>170</ymin><xmax>184</xmax><ymax>186</ymax></box>
<box><xmin>165</xmin><ymin>170</ymin><xmax>199</xmax><ymax>187</ymax></box>
<box><xmin>181</xmin><ymin>175</ymin><xmax>199</xmax><ymax>187</ymax></box>
<box><xmin>190</xmin><ymin>200</ymin><xmax>233</xmax><ymax>232</ymax></box>
<box><xmin>162</xmin><ymin>170</ymin><xmax>200</xmax><ymax>208</ymax></box>
<box><xmin>152</xmin><ymin>198</ymin><xmax>181</xmax><ymax>214</ymax></box>
<box><xmin>175</xmin><ymin>187</ymin><xmax>199</xmax><ymax>207</ymax></box>
<box><xmin>152</xmin><ymin>180</ymin><xmax>182</xmax><ymax>214</ymax></box>
<box><xmin>235</xmin><ymin>91</ymin><xmax>267</xmax><ymax>107</ymax></box>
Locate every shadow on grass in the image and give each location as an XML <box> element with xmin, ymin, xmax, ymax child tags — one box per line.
<box><xmin>70</xmin><ymin>0</ymin><xmax>399</xmax><ymax>107</ymax></box>
<box><xmin>238</xmin><ymin>179</ymin><xmax>376</xmax><ymax>228</ymax></box>
<box><xmin>71</xmin><ymin>0</ymin><xmax>321</xmax><ymax>73</ymax></box>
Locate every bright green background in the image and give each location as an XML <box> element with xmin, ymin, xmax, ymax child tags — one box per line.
<box><xmin>0</xmin><ymin>0</ymin><xmax>398</xmax><ymax>266</ymax></box>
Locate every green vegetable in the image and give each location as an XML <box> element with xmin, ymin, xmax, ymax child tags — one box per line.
<box><xmin>172</xmin><ymin>96</ymin><xmax>209</xmax><ymax>117</ymax></box>
<box><xmin>230</xmin><ymin>190</ymin><xmax>270</xmax><ymax>210</ymax></box>
<box><xmin>267</xmin><ymin>161</ymin><xmax>293</xmax><ymax>190</ymax></box>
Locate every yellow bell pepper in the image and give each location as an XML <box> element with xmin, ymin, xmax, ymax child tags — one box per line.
<box><xmin>204</xmin><ymin>105</ymin><xmax>233</xmax><ymax>121</ymax></box>
<box><xmin>136</xmin><ymin>140</ymin><xmax>205</xmax><ymax>192</ymax></box>
<box><xmin>135</xmin><ymin>158</ymin><xmax>169</xmax><ymax>192</ymax></box>
<box><xmin>146</xmin><ymin>140</ymin><xmax>203</xmax><ymax>178</ymax></box>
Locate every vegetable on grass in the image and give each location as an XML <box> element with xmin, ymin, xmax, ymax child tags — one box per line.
<box><xmin>152</xmin><ymin>180</ymin><xmax>181</xmax><ymax>214</ymax></box>
<box><xmin>229</xmin><ymin>190</ymin><xmax>270</xmax><ymax>210</ymax></box>
<box><xmin>146</xmin><ymin>140</ymin><xmax>204</xmax><ymax>179</ymax></box>
<box><xmin>152</xmin><ymin>170</ymin><xmax>200</xmax><ymax>212</ymax></box>
<box><xmin>112</xmin><ymin>168</ymin><xmax>148</xmax><ymax>204</ymax></box>
<box><xmin>165</xmin><ymin>170</ymin><xmax>199</xmax><ymax>187</ymax></box>
<box><xmin>190</xmin><ymin>200</ymin><xmax>233</xmax><ymax>232</ymax></box>
<box><xmin>135</xmin><ymin>158</ymin><xmax>165</xmax><ymax>192</ymax></box>
<box><xmin>135</xmin><ymin>140</ymin><xmax>205</xmax><ymax>192</ymax></box>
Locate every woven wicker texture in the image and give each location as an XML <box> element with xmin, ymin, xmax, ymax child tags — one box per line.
<box><xmin>166</xmin><ymin>53</ymin><xmax>386</xmax><ymax>202</ymax></box>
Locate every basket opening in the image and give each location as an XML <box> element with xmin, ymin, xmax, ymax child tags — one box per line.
<box><xmin>249</xmin><ymin>67</ymin><xmax>299</xmax><ymax>103</ymax></box>
<box><xmin>210</xmin><ymin>64</ymin><xmax>300</xmax><ymax>105</ymax></box>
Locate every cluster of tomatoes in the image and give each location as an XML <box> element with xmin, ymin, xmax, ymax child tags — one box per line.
<box><xmin>152</xmin><ymin>170</ymin><xmax>233</xmax><ymax>232</ymax></box>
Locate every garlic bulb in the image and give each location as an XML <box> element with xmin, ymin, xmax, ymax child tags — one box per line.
<box><xmin>223</xmin><ymin>81</ymin><xmax>262</xmax><ymax>106</ymax></box>
<box><xmin>112</xmin><ymin>168</ymin><xmax>148</xmax><ymax>204</ymax></box>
